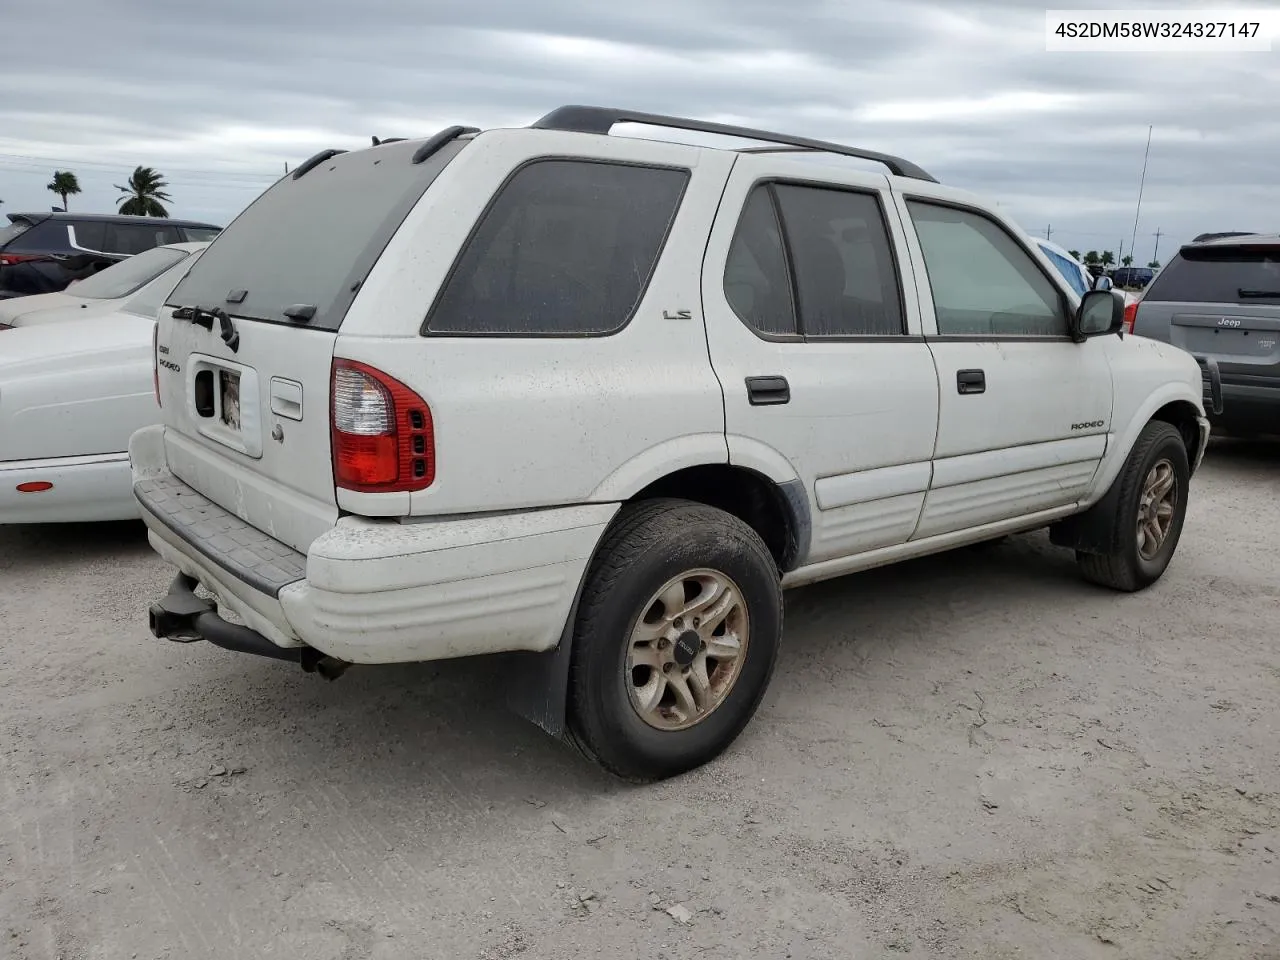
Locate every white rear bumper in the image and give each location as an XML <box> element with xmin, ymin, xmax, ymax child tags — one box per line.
<box><xmin>130</xmin><ymin>425</ymin><xmax>615</xmax><ymax>664</ymax></box>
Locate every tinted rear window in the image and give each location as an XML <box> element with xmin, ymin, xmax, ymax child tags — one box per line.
<box><xmin>182</xmin><ymin>227</ymin><xmax>221</xmax><ymax>243</ymax></box>
<box><xmin>426</xmin><ymin>159</ymin><xmax>689</xmax><ymax>336</ymax></box>
<box><xmin>70</xmin><ymin>245</ymin><xmax>190</xmax><ymax>299</ymax></box>
<box><xmin>168</xmin><ymin>139</ymin><xmax>465</xmax><ymax>330</ymax></box>
<box><xmin>1145</xmin><ymin>247</ymin><xmax>1280</xmax><ymax>303</ymax></box>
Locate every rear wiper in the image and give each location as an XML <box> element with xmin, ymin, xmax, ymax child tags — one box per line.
<box><xmin>172</xmin><ymin>304</ymin><xmax>240</xmax><ymax>353</ymax></box>
<box><xmin>1238</xmin><ymin>289</ymin><xmax>1280</xmax><ymax>298</ymax></box>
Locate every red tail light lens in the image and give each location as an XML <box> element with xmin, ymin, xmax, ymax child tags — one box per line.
<box><xmin>330</xmin><ymin>358</ymin><xmax>434</xmax><ymax>493</ymax></box>
<box><xmin>1123</xmin><ymin>301</ymin><xmax>1139</xmax><ymax>334</ymax></box>
<box><xmin>0</xmin><ymin>253</ymin><xmax>41</xmax><ymax>266</ymax></box>
<box><xmin>152</xmin><ymin>321</ymin><xmax>161</xmax><ymax>407</ymax></box>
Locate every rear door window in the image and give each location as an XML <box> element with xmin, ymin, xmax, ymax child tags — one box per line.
<box><xmin>426</xmin><ymin>159</ymin><xmax>689</xmax><ymax>336</ymax></box>
<box><xmin>104</xmin><ymin>223</ymin><xmax>184</xmax><ymax>255</ymax></box>
<box><xmin>1145</xmin><ymin>247</ymin><xmax>1280</xmax><ymax>304</ymax></box>
<box><xmin>168</xmin><ymin>138</ymin><xmax>466</xmax><ymax>330</ymax></box>
<box><xmin>69</xmin><ymin>220</ymin><xmax>108</xmax><ymax>252</ymax></box>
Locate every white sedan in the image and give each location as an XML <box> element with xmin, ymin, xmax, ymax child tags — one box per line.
<box><xmin>0</xmin><ymin>246</ymin><xmax>206</xmax><ymax>523</ymax></box>
<box><xmin>0</xmin><ymin>241</ymin><xmax>206</xmax><ymax>329</ymax></box>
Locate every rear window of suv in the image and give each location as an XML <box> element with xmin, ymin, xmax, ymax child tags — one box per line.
<box><xmin>1145</xmin><ymin>245</ymin><xmax>1280</xmax><ymax>303</ymax></box>
<box><xmin>167</xmin><ymin>138</ymin><xmax>466</xmax><ymax>330</ymax></box>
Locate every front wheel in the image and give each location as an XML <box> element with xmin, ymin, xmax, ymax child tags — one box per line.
<box><xmin>567</xmin><ymin>499</ymin><xmax>782</xmax><ymax>782</ymax></box>
<box><xmin>1077</xmin><ymin>421</ymin><xmax>1190</xmax><ymax>591</ymax></box>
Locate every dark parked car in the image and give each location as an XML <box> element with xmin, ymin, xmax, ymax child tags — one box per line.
<box><xmin>1128</xmin><ymin>233</ymin><xmax>1280</xmax><ymax>438</ymax></box>
<box><xmin>0</xmin><ymin>212</ymin><xmax>221</xmax><ymax>299</ymax></box>
<box><xmin>1111</xmin><ymin>265</ymin><xmax>1155</xmax><ymax>289</ymax></box>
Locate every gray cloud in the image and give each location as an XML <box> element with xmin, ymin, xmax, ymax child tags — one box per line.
<box><xmin>2</xmin><ymin>0</ymin><xmax>1277</xmax><ymax>258</ymax></box>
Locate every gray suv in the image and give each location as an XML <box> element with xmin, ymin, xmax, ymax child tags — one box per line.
<box><xmin>1131</xmin><ymin>233</ymin><xmax>1278</xmax><ymax>438</ymax></box>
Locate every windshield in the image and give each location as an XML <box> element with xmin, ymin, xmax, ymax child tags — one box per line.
<box><xmin>68</xmin><ymin>245</ymin><xmax>190</xmax><ymax>300</ymax></box>
<box><xmin>1145</xmin><ymin>246</ymin><xmax>1280</xmax><ymax>303</ymax></box>
<box><xmin>1039</xmin><ymin>244</ymin><xmax>1088</xmax><ymax>296</ymax></box>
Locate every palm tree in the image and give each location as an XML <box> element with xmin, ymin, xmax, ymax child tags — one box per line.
<box><xmin>1067</xmin><ymin>249</ymin><xmax>1081</xmax><ymax>261</ymax></box>
<box><xmin>1100</xmin><ymin>251</ymin><xmax>1115</xmax><ymax>267</ymax></box>
<box><xmin>1083</xmin><ymin>251</ymin><xmax>1100</xmax><ymax>266</ymax></box>
<box><xmin>115</xmin><ymin>166</ymin><xmax>171</xmax><ymax>218</ymax></box>
<box><xmin>1147</xmin><ymin>260</ymin><xmax>1161</xmax><ymax>269</ymax></box>
<box><xmin>1121</xmin><ymin>255</ymin><xmax>1134</xmax><ymax>267</ymax></box>
<box><xmin>47</xmin><ymin>170</ymin><xmax>81</xmax><ymax>211</ymax></box>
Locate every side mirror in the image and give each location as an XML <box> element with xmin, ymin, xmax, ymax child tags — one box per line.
<box><xmin>1073</xmin><ymin>289</ymin><xmax>1125</xmax><ymax>341</ymax></box>
<box><xmin>1093</xmin><ymin>274</ymin><xmax>1113</xmax><ymax>291</ymax></box>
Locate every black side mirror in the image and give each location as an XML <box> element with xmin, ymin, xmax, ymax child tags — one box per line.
<box><xmin>1072</xmin><ymin>289</ymin><xmax>1125</xmax><ymax>342</ymax></box>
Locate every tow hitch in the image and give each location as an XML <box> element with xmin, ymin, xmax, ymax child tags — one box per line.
<box><xmin>147</xmin><ymin>573</ymin><xmax>350</xmax><ymax>679</ymax></box>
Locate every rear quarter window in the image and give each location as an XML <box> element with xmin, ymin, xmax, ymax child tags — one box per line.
<box><xmin>1145</xmin><ymin>248</ymin><xmax>1280</xmax><ymax>304</ymax></box>
<box><xmin>1</xmin><ymin>219</ymin><xmax>68</xmax><ymax>251</ymax></box>
<box><xmin>425</xmin><ymin>159</ymin><xmax>690</xmax><ymax>336</ymax></box>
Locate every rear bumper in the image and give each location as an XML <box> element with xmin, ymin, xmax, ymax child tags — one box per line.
<box><xmin>1213</xmin><ymin>381</ymin><xmax>1280</xmax><ymax>434</ymax></box>
<box><xmin>130</xmin><ymin>425</ymin><xmax>616</xmax><ymax>665</ymax></box>
<box><xmin>0</xmin><ymin>452</ymin><xmax>137</xmax><ymax>524</ymax></box>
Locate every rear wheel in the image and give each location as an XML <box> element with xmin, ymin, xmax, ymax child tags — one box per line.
<box><xmin>1077</xmin><ymin>421</ymin><xmax>1189</xmax><ymax>592</ymax></box>
<box><xmin>567</xmin><ymin>499</ymin><xmax>782</xmax><ymax>782</ymax></box>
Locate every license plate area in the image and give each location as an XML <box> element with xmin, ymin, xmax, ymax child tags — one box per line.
<box><xmin>186</xmin><ymin>354</ymin><xmax>262</xmax><ymax>458</ymax></box>
<box><xmin>220</xmin><ymin>370</ymin><xmax>241</xmax><ymax>430</ymax></box>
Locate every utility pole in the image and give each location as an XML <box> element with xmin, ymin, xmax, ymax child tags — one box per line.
<box><xmin>1152</xmin><ymin>227</ymin><xmax>1163</xmax><ymax>264</ymax></box>
<box><xmin>1129</xmin><ymin>124</ymin><xmax>1153</xmax><ymax>266</ymax></box>
<box><xmin>1046</xmin><ymin>224</ymin><xmax>1052</xmax><ymax>242</ymax></box>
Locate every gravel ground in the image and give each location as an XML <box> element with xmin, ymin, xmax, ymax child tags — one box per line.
<box><xmin>2</xmin><ymin>440</ymin><xmax>1278</xmax><ymax>960</ymax></box>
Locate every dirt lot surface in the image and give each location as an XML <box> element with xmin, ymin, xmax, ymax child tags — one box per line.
<box><xmin>2</xmin><ymin>440</ymin><xmax>1278</xmax><ymax>960</ymax></box>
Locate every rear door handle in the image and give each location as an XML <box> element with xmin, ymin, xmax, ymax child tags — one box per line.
<box><xmin>746</xmin><ymin>376</ymin><xmax>790</xmax><ymax>406</ymax></box>
<box><xmin>956</xmin><ymin>369</ymin><xmax>986</xmax><ymax>395</ymax></box>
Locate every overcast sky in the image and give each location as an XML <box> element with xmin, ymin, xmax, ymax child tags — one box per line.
<box><xmin>3</xmin><ymin>0</ymin><xmax>1276</xmax><ymax>263</ymax></box>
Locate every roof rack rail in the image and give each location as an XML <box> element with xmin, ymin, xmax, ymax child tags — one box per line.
<box><xmin>410</xmin><ymin>125</ymin><xmax>479</xmax><ymax>165</ymax></box>
<box><xmin>530</xmin><ymin>105</ymin><xmax>937</xmax><ymax>182</ymax></box>
<box><xmin>292</xmin><ymin>148</ymin><xmax>346</xmax><ymax>180</ymax></box>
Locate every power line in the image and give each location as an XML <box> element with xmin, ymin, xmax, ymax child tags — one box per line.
<box><xmin>0</xmin><ymin>151</ymin><xmax>280</xmax><ymax>181</ymax></box>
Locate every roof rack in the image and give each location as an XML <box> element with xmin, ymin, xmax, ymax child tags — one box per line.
<box><xmin>530</xmin><ymin>105</ymin><xmax>937</xmax><ymax>182</ymax></box>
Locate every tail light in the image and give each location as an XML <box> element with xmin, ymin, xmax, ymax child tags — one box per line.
<box><xmin>0</xmin><ymin>253</ymin><xmax>40</xmax><ymax>266</ymax></box>
<box><xmin>152</xmin><ymin>321</ymin><xmax>161</xmax><ymax>407</ymax></box>
<box><xmin>1123</xmin><ymin>300</ymin><xmax>1139</xmax><ymax>334</ymax></box>
<box><xmin>330</xmin><ymin>358</ymin><xmax>434</xmax><ymax>493</ymax></box>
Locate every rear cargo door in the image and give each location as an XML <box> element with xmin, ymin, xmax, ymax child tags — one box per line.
<box><xmin>154</xmin><ymin>139</ymin><xmax>466</xmax><ymax>553</ymax></box>
<box><xmin>1137</xmin><ymin>242</ymin><xmax>1280</xmax><ymax>386</ymax></box>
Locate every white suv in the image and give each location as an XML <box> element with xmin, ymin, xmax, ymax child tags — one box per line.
<box><xmin>132</xmin><ymin>106</ymin><xmax>1215</xmax><ymax>782</ymax></box>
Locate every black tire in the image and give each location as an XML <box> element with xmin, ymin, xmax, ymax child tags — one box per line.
<box><xmin>1077</xmin><ymin>421</ymin><xmax>1190</xmax><ymax>592</ymax></box>
<box><xmin>567</xmin><ymin>499</ymin><xmax>782</xmax><ymax>782</ymax></box>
